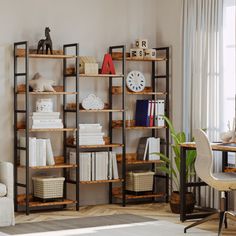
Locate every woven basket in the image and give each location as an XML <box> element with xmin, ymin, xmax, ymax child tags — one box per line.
<box><xmin>32</xmin><ymin>176</ymin><xmax>65</xmax><ymax>199</ymax></box>
<box><xmin>126</xmin><ymin>171</ymin><xmax>154</xmax><ymax>192</ymax></box>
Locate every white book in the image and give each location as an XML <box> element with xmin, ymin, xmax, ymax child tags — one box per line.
<box><xmin>91</xmin><ymin>153</ymin><xmax>95</xmax><ymax>181</ymax></box>
<box><xmin>20</xmin><ymin>137</ymin><xmax>37</xmax><ymax>167</ymax></box>
<box><xmin>148</xmin><ymin>137</ymin><xmax>160</xmax><ymax>160</ymax></box>
<box><xmin>85</xmin><ymin>153</ymin><xmax>91</xmax><ymax>181</ymax></box>
<box><xmin>32</xmin><ymin>123</ymin><xmax>63</xmax><ymax>129</ymax></box>
<box><xmin>33</xmin><ymin>119</ymin><xmax>62</xmax><ymax>123</ymax></box>
<box><xmin>108</xmin><ymin>152</ymin><xmax>113</xmax><ymax>180</ymax></box>
<box><xmin>36</xmin><ymin>139</ymin><xmax>46</xmax><ymax>166</ymax></box>
<box><xmin>112</xmin><ymin>152</ymin><xmax>119</xmax><ymax>179</ymax></box>
<box><xmin>46</xmin><ymin>139</ymin><xmax>55</xmax><ymax>165</ymax></box>
<box><xmin>32</xmin><ymin>112</ymin><xmax>60</xmax><ymax>116</ymax></box>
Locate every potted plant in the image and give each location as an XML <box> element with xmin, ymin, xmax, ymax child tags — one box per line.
<box><xmin>156</xmin><ymin>116</ymin><xmax>196</xmax><ymax>214</ymax></box>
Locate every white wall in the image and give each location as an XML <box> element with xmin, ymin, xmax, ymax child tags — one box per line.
<box><xmin>0</xmin><ymin>0</ymin><xmax>183</xmax><ymax>205</ymax></box>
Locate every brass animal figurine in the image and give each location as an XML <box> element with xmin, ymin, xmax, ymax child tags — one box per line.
<box><xmin>37</xmin><ymin>27</ymin><xmax>53</xmax><ymax>54</ymax></box>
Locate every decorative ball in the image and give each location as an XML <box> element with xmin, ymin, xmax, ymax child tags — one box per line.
<box><xmin>126</xmin><ymin>71</ymin><xmax>145</xmax><ymax>92</ymax></box>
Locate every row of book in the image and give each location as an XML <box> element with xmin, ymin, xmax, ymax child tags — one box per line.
<box><xmin>31</xmin><ymin>112</ymin><xmax>63</xmax><ymax>129</ymax></box>
<box><xmin>135</xmin><ymin>99</ymin><xmax>165</xmax><ymax>127</ymax></box>
<box><xmin>20</xmin><ymin>137</ymin><xmax>55</xmax><ymax>167</ymax></box>
<box><xmin>73</xmin><ymin>124</ymin><xmax>105</xmax><ymax>145</ymax></box>
<box><xmin>137</xmin><ymin>137</ymin><xmax>160</xmax><ymax>161</ymax></box>
<box><xmin>69</xmin><ymin>152</ymin><xmax>119</xmax><ymax>181</ymax></box>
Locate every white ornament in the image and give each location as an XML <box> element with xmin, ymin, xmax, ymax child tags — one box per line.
<box><xmin>126</xmin><ymin>71</ymin><xmax>145</xmax><ymax>92</ymax></box>
<box><xmin>82</xmin><ymin>94</ymin><xmax>104</xmax><ymax>110</ymax></box>
<box><xmin>29</xmin><ymin>73</ymin><xmax>55</xmax><ymax>92</ymax></box>
<box><xmin>36</xmin><ymin>99</ymin><xmax>53</xmax><ymax>112</ymax></box>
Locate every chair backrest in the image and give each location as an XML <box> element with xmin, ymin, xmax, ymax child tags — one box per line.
<box><xmin>193</xmin><ymin>129</ymin><xmax>214</xmax><ymax>185</ymax></box>
<box><xmin>0</xmin><ymin>162</ymin><xmax>14</xmax><ymax>198</ymax></box>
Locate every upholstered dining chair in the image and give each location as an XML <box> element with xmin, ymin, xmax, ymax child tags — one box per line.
<box><xmin>184</xmin><ymin>129</ymin><xmax>236</xmax><ymax>236</ymax></box>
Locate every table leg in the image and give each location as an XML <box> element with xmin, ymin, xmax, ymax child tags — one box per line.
<box><xmin>180</xmin><ymin>146</ymin><xmax>187</xmax><ymax>222</ymax></box>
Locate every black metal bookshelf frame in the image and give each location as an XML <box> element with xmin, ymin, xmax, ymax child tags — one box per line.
<box><xmin>13</xmin><ymin>42</ymin><xmax>79</xmax><ymax>215</ymax></box>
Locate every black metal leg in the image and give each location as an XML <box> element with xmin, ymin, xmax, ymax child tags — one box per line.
<box><xmin>218</xmin><ymin>211</ymin><xmax>225</xmax><ymax>236</ymax></box>
<box><xmin>180</xmin><ymin>146</ymin><xmax>187</xmax><ymax>222</ymax></box>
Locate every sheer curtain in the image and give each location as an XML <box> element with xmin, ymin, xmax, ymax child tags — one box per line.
<box><xmin>183</xmin><ymin>0</ymin><xmax>236</xmax><ymax>209</ymax></box>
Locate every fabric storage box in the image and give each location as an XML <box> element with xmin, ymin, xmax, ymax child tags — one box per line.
<box><xmin>126</xmin><ymin>171</ymin><xmax>155</xmax><ymax>192</ymax></box>
<box><xmin>32</xmin><ymin>176</ymin><xmax>65</xmax><ymax>200</ymax></box>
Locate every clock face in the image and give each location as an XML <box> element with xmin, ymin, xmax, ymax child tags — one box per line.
<box><xmin>126</xmin><ymin>71</ymin><xmax>145</xmax><ymax>92</ymax></box>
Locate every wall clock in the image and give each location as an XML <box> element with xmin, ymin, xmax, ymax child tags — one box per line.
<box><xmin>126</xmin><ymin>71</ymin><xmax>145</xmax><ymax>92</ymax></box>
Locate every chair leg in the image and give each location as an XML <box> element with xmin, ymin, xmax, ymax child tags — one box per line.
<box><xmin>224</xmin><ymin>214</ymin><xmax>228</xmax><ymax>229</ymax></box>
<box><xmin>184</xmin><ymin>213</ymin><xmax>219</xmax><ymax>233</ymax></box>
<box><xmin>218</xmin><ymin>211</ymin><xmax>225</xmax><ymax>236</ymax></box>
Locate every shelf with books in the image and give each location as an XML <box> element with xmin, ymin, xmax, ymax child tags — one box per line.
<box><xmin>116</xmin><ymin>153</ymin><xmax>163</xmax><ymax>165</ymax></box>
<box><xmin>14</xmin><ymin>42</ymin><xmax>80</xmax><ymax>215</ymax></box>
<box><xmin>111</xmin><ymin>47</ymin><xmax>170</xmax><ymax>205</ymax></box>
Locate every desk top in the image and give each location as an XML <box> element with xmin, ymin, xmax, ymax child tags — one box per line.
<box><xmin>180</xmin><ymin>142</ymin><xmax>236</xmax><ymax>152</ymax></box>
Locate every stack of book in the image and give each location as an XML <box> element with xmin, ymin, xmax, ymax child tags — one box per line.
<box><xmin>20</xmin><ymin>137</ymin><xmax>55</xmax><ymax>167</ymax></box>
<box><xmin>135</xmin><ymin>99</ymin><xmax>165</xmax><ymax>127</ymax></box>
<box><xmin>69</xmin><ymin>151</ymin><xmax>118</xmax><ymax>181</ymax></box>
<box><xmin>137</xmin><ymin>137</ymin><xmax>160</xmax><ymax>161</ymax></box>
<box><xmin>73</xmin><ymin>124</ymin><xmax>105</xmax><ymax>145</ymax></box>
<box><xmin>31</xmin><ymin>112</ymin><xmax>63</xmax><ymax>129</ymax></box>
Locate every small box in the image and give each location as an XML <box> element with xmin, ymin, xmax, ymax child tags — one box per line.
<box><xmin>126</xmin><ymin>171</ymin><xmax>155</xmax><ymax>192</ymax></box>
<box><xmin>135</xmin><ymin>39</ymin><xmax>148</xmax><ymax>49</ymax></box>
<box><xmin>130</xmin><ymin>48</ymin><xmax>144</xmax><ymax>59</ymax></box>
<box><xmin>144</xmin><ymin>49</ymin><xmax>156</xmax><ymax>59</ymax></box>
<box><xmin>32</xmin><ymin>176</ymin><xmax>65</xmax><ymax>200</ymax></box>
<box><xmin>84</xmin><ymin>63</ymin><xmax>99</xmax><ymax>75</ymax></box>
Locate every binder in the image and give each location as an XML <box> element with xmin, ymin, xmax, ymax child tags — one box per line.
<box><xmin>148</xmin><ymin>137</ymin><xmax>160</xmax><ymax>160</ymax></box>
<box><xmin>135</xmin><ymin>100</ymin><xmax>150</xmax><ymax>126</ymax></box>
<box><xmin>149</xmin><ymin>100</ymin><xmax>155</xmax><ymax>127</ymax></box>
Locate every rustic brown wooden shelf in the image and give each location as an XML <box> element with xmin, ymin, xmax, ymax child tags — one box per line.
<box><xmin>16</xmin><ymin>49</ymin><xmax>76</xmax><ymax>59</ymax></box>
<box><xmin>113</xmin><ymin>125</ymin><xmax>166</xmax><ymax>130</ymax></box>
<box><xmin>80</xmin><ymin>179</ymin><xmax>123</xmax><ymax>184</ymax></box>
<box><xmin>79</xmin><ymin>109</ymin><xmax>124</xmax><ymax>113</ymax></box>
<box><xmin>113</xmin><ymin>56</ymin><xmax>166</xmax><ymax>62</ymax></box>
<box><xmin>80</xmin><ymin>143</ymin><xmax>123</xmax><ymax>149</ymax></box>
<box><xmin>112</xmin><ymin>86</ymin><xmax>167</xmax><ymax>95</ymax></box>
<box><xmin>18</xmin><ymin>163</ymin><xmax>77</xmax><ymax>170</ymax></box>
<box><xmin>18</xmin><ymin>199</ymin><xmax>76</xmax><ymax>207</ymax></box>
<box><xmin>17</xmin><ymin>91</ymin><xmax>78</xmax><ymax>95</ymax></box>
<box><xmin>80</xmin><ymin>74</ymin><xmax>124</xmax><ymax>78</ymax></box>
<box><xmin>18</xmin><ymin>128</ymin><xmax>76</xmax><ymax>132</ymax></box>
<box><xmin>114</xmin><ymin>192</ymin><xmax>165</xmax><ymax>200</ymax></box>
<box><xmin>225</xmin><ymin>167</ymin><xmax>236</xmax><ymax>173</ymax></box>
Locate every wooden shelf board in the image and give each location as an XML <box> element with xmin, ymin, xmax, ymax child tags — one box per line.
<box><xmin>119</xmin><ymin>160</ymin><xmax>163</xmax><ymax>165</ymax></box>
<box><xmin>113</xmin><ymin>126</ymin><xmax>166</xmax><ymax>130</ymax></box>
<box><xmin>18</xmin><ymin>128</ymin><xmax>76</xmax><ymax>132</ymax></box>
<box><xmin>113</xmin><ymin>57</ymin><xmax>166</xmax><ymax>62</ymax></box>
<box><xmin>80</xmin><ymin>179</ymin><xmax>123</xmax><ymax>184</ymax></box>
<box><xmin>114</xmin><ymin>193</ymin><xmax>165</xmax><ymax>200</ymax></box>
<box><xmin>79</xmin><ymin>74</ymin><xmax>124</xmax><ymax>78</ymax></box>
<box><xmin>18</xmin><ymin>163</ymin><xmax>77</xmax><ymax>170</ymax></box>
<box><xmin>18</xmin><ymin>199</ymin><xmax>76</xmax><ymax>207</ymax></box>
<box><xmin>80</xmin><ymin>143</ymin><xmax>124</xmax><ymax>149</ymax></box>
<box><xmin>17</xmin><ymin>91</ymin><xmax>78</xmax><ymax>95</ymax></box>
<box><xmin>16</xmin><ymin>49</ymin><xmax>76</xmax><ymax>59</ymax></box>
<box><xmin>80</xmin><ymin>109</ymin><xmax>124</xmax><ymax>113</ymax></box>
<box><xmin>127</xmin><ymin>91</ymin><xmax>167</xmax><ymax>95</ymax></box>
<box><xmin>225</xmin><ymin>167</ymin><xmax>236</xmax><ymax>173</ymax></box>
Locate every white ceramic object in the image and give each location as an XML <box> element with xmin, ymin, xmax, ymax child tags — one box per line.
<box><xmin>29</xmin><ymin>73</ymin><xmax>55</xmax><ymax>92</ymax></box>
<box><xmin>82</xmin><ymin>94</ymin><xmax>104</xmax><ymax>110</ymax></box>
<box><xmin>144</xmin><ymin>49</ymin><xmax>156</xmax><ymax>59</ymax></box>
<box><xmin>36</xmin><ymin>99</ymin><xmax>53</xmax><ymax>112</ymax></box>
<box><xmin>220</xmin><ymin>131</ymin><xmax>235</xmax><ymax>142</ymax></box>
<box><xmin>126</xmin><ymin>71</ymin><xmax>145</xmax><ymax>92</ymax></box>
<box><xmin>135</xmin><ymin>39</ymin><xmax>148</xmax><ymax>49</ymax></box>
<box><xmin>130</xmin><ymin>48</ymin><xmax>144</xmax><ymax>59</ymax></box>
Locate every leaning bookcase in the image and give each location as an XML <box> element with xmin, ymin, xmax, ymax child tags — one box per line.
<box><xmin>111</xmin><ymin>47</ymin><xmax>170</xmax><ymax>203</ymax></box>
<box><xmin>13</xmin><ymin>42</ymin><xmax>127</xmax><ymax>214</ymax></box>
<box><xmin>13</xmin><ymin>41</ymin><xmax>79</xmax><ymax>214</ymax></box>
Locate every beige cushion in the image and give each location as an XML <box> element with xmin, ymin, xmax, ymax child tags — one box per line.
<box><xmin>0</xmin><ymin>183</ymin><xmax>7</xmax><ymax>197</ymax></box>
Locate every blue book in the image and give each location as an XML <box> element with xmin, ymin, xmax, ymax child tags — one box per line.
<box><xmin>135</xmin><ymin>100</ymin><xmax>150</xmax><ymax>126</ymax></box>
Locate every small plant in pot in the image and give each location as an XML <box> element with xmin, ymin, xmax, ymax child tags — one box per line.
<box><xmin>155</xmin><ymin>116</ymin><xmax>196</xmax><ymax>214</ymax></box>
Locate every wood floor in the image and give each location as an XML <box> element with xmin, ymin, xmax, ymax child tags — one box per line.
<box><xmin>15</xmin><ymin>203</ymin><xmax>236</xmax><ymax>235</ymax></box>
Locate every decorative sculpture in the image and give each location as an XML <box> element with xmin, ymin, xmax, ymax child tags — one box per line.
<box><xmin>37</xmin><ymin>27</ymin><xmax>53</xmax><ymax>54</ymax></box>
<box><xmin>29</xmin><ymin>73</ymin><xmax>55</xmax><ymax>92</ymax></box>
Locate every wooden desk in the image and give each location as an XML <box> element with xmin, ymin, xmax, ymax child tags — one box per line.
<box><xmin>180</xmin><ymin>142</ymin><xmax>236</xmax><ymax>222</ymax></box>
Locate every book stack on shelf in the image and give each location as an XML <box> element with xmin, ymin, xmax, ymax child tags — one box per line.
<box><xmin>69</xmin><ymin>151</ymin><xmax>119</xmax><ymax>181</ymax></box>
<box><xmin>135</xmin><ymin>99</ymin><xmax>165</xmax><ymax>127</ymax></box>
<box><xmin>31</xmin><ymin>112</ymin><xmax>63</xmax><ymax>129</ymax></box>
<box><xmin>20</xmin><ymin>137</ymin><xmax>55</xmax><ymax>167</ymax></box>
<box><xmin>137</xmin><ymin>137</ymin><xmax>160</xmax><ymax>161</ymax></box>
<box><xmin>73</xmin><ymin>124</ymin><xmax>105</xmax><ymax>145</ymax></box>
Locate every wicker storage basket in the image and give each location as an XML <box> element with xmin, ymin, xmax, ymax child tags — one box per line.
<box><xmin>32</xmin><ymin>176</ymin><xmax>65</xmax><ymax>200</ymax></box>
<box><xmin>126</xmin><ymin>171</ymin><xmax>155</xmax><ymax>192</ymax></box>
